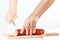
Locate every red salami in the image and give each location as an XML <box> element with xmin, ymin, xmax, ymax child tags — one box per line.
<box><xmin>16</xmin><ymin>29</ymin><xmax>44</xmax><ymax>36</ymax></box>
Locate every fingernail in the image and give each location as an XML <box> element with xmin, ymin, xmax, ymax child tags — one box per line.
<box><xmin>26</xmin><ymin>32</ymin><xmax>28</xmax><ymax>35</ymax></box>
<box><xmin>20</xmin><ymin>30</ymin><xmax>23</xmax><ymax>34</ymax></box>
<box><xmin>33</xmin><ymin>30</ymin><xmax>35</xmax><ymax>33</ymax></box>
<box><xmin>33</xmin><ymin>29</ymin><xmax>36</xmax><ymax>33</ymax></box>
<box><xmin>26</xmin><ymin>27</ymin><xmax>28</xmax><ymax>35</ymax></box>
<box><xmin>20</xmin><ymin>31</ymin><xmax>22</xmax><ymax>34</ymax></box>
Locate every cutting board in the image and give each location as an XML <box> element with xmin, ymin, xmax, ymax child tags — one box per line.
<box><xmin>4</xmin><ymin>29</ymin><xmax>59</xmax><ymax>39</ymax></box>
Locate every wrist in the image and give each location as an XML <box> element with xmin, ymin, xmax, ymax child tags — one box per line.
<box><xmin>29</xmin><ymin>14</ymin><xmax>39</xmax><ymax>22</ymax></box>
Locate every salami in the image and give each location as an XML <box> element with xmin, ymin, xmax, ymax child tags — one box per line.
<box><xmin>16</xmin><ymin>29</ymin><xmax>44</xmax><ymax>36</ymax></box>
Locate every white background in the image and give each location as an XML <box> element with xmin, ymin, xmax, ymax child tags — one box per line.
<box><xmin>0</xmin><ymin>0</ymin><xmax>60</xmax><ymax>40</ymax></box>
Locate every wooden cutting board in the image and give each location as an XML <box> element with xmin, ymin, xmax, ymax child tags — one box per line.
<box><xmin>4</xmin><ymin>32</ymin><xmax>59</xmax><ymax>39</ymax></box>
<box><xmin>4</xmin><ymin>29</ymin><xmax>59</xmax><ymax>39</ymax></box>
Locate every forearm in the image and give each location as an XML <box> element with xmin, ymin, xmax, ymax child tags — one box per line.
<box><xmin>30</xmin><ymin>0</ymin><xmax>55</xmax><ymax>18</ymax></box>
<box><xmin>9</xmin><ymin>0</ymin><xmax>17</xmax><ymax>13</ymax></box>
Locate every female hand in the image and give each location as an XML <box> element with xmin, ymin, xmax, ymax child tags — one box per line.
<box><xmin>20</xmin><ymin>15</ymin><xmax>39</xmax><ymax>35</ymax></box>
<box><xmin>5</xmin><ymin>10</ymin><xmax>17</xmax><ymax>23</ymax></box>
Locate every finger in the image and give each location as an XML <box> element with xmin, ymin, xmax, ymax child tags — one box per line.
<box><xmin>9</xmin><ymin>18</ymin><xmax>14</xmax><ymax>23</ymax></box>
<box><xmin>26</xmin><ymin>27</ymin><xmax>28</xmax><ymax>35</ymax></box>
<box><xmin>32</xmin><ymin>22</ymin><xmax>36</xmax><ymax>33</ymax></box>
<box><xmin>25</xmin><ymin>23</ymin><xmax>29</xmax><ymax>35</ymax></box>
<box><xmin>33</xmin><ymin>27</ymin><xmax>36</xmax><ymax>33</ymax></box>
<box><xmin>20</xmin><ymin>26</ymin><xmax>25</xmax><ymax>34</ymax></box>
<box><xmin>14</xmin><ymin>15</ymin><xmax>17</xmax><ymax>20</ymax></box>
<box><xmin>30</xmin><ymin>27</ymin><xmax>33</xmax><ymax>36</ymax></box>
<box><xmin>30</xmin><ymin>21</ymin><xmax>32</xmax><ymax>35</ymax></box>
<box><xmin>11</xmin><ymin>15</ymin><xmax>17</xmax><ymax>22</ymax></box>
<box><xmin>20</xmin><ymin>22</ymin><xmax>28</xmax><ymax>34</ymax></box>
<box><xmin>10</xmin><ymin>15</ymin><xmax>17</xmax><ymax>23</ymax></box>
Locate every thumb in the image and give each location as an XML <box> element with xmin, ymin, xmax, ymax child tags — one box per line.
<box><xmin>10</xmin><ymin>15</ymin><xmax>17</xmax><ymax>23</ymax></box>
